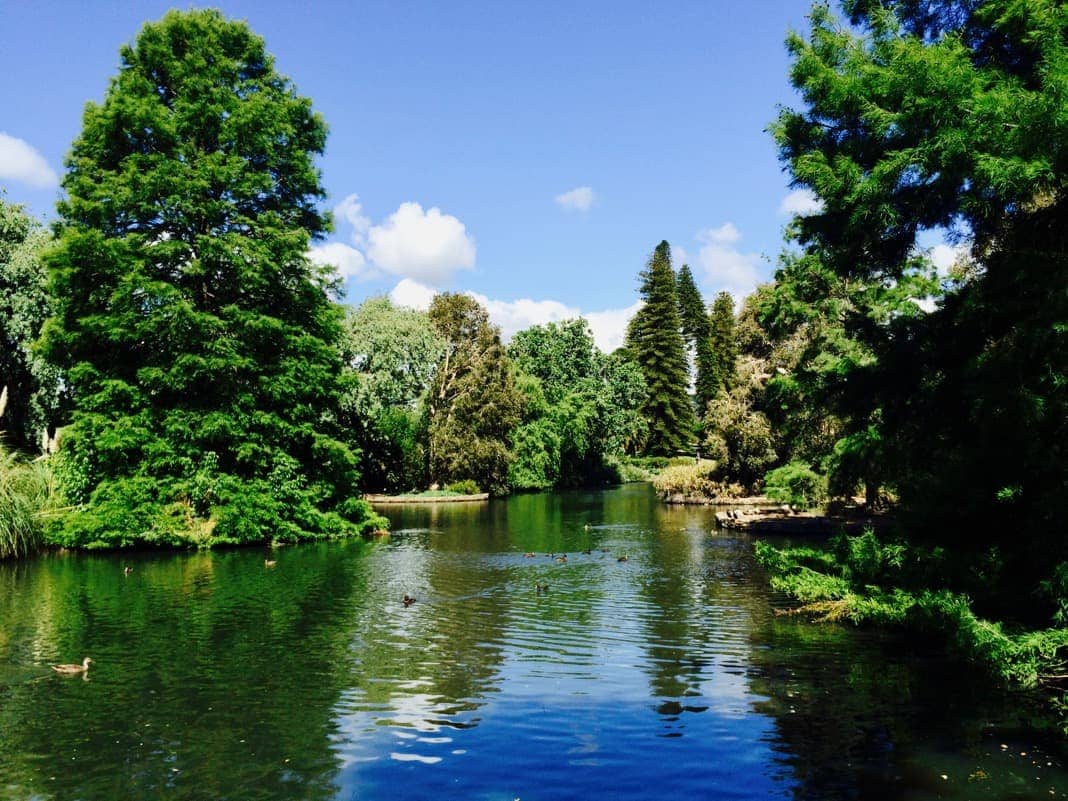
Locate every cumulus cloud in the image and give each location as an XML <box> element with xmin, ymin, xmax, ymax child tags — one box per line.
<box><xmin>308</xmin><ymin>241</ymin><xmax>372</xmax><ymax>281</ymax></box>
<box><xmin>387</xmin><ymin>278</ymin><xmax>640</xmax><ymax>353</ymax></box>
<box><xmin>779</xmin><ymin>188</ymin><xmax>824</xmax><ymax>217</ymax></box>
<box><xmin>554</xmin><ymin>186</ymin><xmax>596</xmax><ymax>212</ymax></box>
<box><xmin>367</xmin><ymin>202</ymin><xmax>476</xmax><ymax>286</ymax></box>
<box><xmin>0</xmin><ymin>133</ymin><xmax>58</xmax><ymax>188</ymax></box>
<box><xmin>389</xmin><ymin>277</ymin><xmax>438</xmax><ymax>310</ymax></box>
<box><xmin>334</xmin><ymin>193</ymin><xmax>371</xmax><ymax>244</ymax></box>
<box><xmin>694</xmin><ymin>222</ymin><xmax>763</xmax><ymax>305</ymax></box>
<box><xmin>586</xmin><ymin>301</ymin><xmax>643</xmax><ymax>353</ymax></box>
<box><xmin>699</xmin><ymin>222</ymin><xmax>741</xmax><ymax>246</ymax></box>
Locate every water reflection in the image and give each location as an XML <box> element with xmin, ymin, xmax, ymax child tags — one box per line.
<box><xmin>0</xmin><ymin>485</ymin><xmax>1066</xmax><ymax>801</ymax></box>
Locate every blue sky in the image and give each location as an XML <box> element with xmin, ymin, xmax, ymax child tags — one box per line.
<box><xmin>0</xmin><ymin>0</ymin><xmax>824</xmax><ymax>350</ymax></box>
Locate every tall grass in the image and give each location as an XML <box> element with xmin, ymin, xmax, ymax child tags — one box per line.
<box><xmin>0</xmin><ymin>445</ymin><xmax>57</xmax><ymax>560</ymax></box>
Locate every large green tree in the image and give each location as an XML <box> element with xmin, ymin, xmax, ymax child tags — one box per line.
<box><xmin>507</xmin><ymin>318</ymin><xmax>647</xmax><ymax>488</ymax></box>
<box><xmin>425</xmin><ymin>293</ymin><xmax>521</xmax><ymax>494</ymax></box>
<box><xmin>774</xmin><ymin>0</ymin><xmax>1067</xmax><ymax>610</ymax></box>
<box><xmin>626</xmin><ymin>241</ymin><xmax>695</xmax><ymax>455</ymax></box>
<box><xmin>0</xmin><ymin>197</ymin><xmax>62</xmax><ymax>453</ymax></box>
<box><xmin>42</xmin><ymin>10</ymin><xmax>385</xmax><ymax>547</ymax></box>
<box><xmin>707</xmin><ymin>292</ymin><xmax>737</xmax><ymax>399</ymax></box>
<box><xmin>339</xmin><ymin>296</ymin><xmax>444</xmax><ymax>493</ymax></box>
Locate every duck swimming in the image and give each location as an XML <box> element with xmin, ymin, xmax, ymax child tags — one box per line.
<box><xmin>403</xmin><ymin>594</ymin><xmax>417</xmax><ymax>607</ymax></box>
<box><xmin>52</xmin><ymin>657</ymin><xmax>92</xmax><ymax>675</ymax></box>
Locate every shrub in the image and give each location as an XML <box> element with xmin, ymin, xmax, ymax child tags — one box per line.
<box><xmin>763</xmin><ymin>461</ymin><xmax>827</xmax><ymax>510</ymax></box>
<box><xmin>0</xmin><ymin>445</ymin><xmax>59</xmax><ymax>559</ymax></box>
<box><xmin>445</xmin><ymin>479</ymin><xmax>481</xmax><ymax>495</ymax></box>
<box><xmin>651</xmin><ymin>460</ymin><xmax>744</xmax><ymax>499</ymax></box>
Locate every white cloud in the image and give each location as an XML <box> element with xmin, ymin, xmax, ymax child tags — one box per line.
<box><xmin>389</xmin><ymin>277</ymin><xmax>438</xmax><ymax>311</ymax></box>
<box><xmin>694</xmin><ymin>222</ymin><xmax>763</xmax><ymax>305</ymax></box>
<box><xmin>554</xmin><ymin>186</ymin><xmax>596</xmax><ymax>212</ymax></box>
<box><xmin>467</xmin><ymin>291</ymin><xmax>579</xmax><ymax>341</ymax></box>
<box><xmin>367</xmin><ymin>201</ymin><xmax>476</xmax><ymax>286</ymax></box>
<box><xmin>308</xmin><ymin>242</ymin><xmax>373</xmax><ymax>281</ymax></box>
<box><xmin>672</xmin><ymin>244</ymin><xmax>691</xmax><ymax>268</ymax></box>
<box><xmin>0</xmin><ymin>133</ymin><xmax>58</xmax><ymax>188</ymax></box>
<box><xmin>698</xmin><ymin>222</ymin><xmax>741</xmax><ymax>246</ymax></box>
<box><xmin>386</xmin><ymin>279</ymin><xmax>640</xmax><ymax>353</ymax></box>
<box><xmin>779</xmin><ymin>188</ymin><xmax>824</xmax><ymax>217</ymax></box>
<box><xmin>586</xmin><ymin>301</ymin><xmax>643</xmax><ymax>353</ymax></box>
<box><xmin>334</xmin><ymin>193</ymin><xmax>371</xmax><ymax>245</ymax></box>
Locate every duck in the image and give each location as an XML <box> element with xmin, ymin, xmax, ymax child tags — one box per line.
<box><xmin>617</xmin><ymin>553</ymin><xmax>629</xmax><ymax>562</ymax></box>
<box><xmin>264</xmin><ymin>559</ymin><xmax>277</xmax><ymax>568</ymax></box>
<box><xmin>523</xmin><ymin>552</ymin><xmax>536</xmax><ymax>558</ymax></box>
<box><xmin>52</xmin><ymin>657</ymin><xmax>92</xmax><ymax>675</ymax></box>
<box><xmin>403</xmin><ymin>594</ymin><xmax>417</xmax><ymax>607</ymax></box>
<box><xmin>535</xmin><ymin>583</ymin><xmax>549</xmax><ymax>593</ymax></box>
<box><xmin>582</xmin><ymin>548</ymin><xmax>592</xmax><ymax>555</ymax></box>
<box><xmin>554</xmin><ymin>554</ymin><xmax>568</xmax><ymax>563</ymax></box>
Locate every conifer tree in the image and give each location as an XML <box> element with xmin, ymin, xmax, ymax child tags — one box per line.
<box><xmin>42</xmin><ymin>10</ymin><xmax>386</xmax><ymax>546</ymax></box>
<box><xmin>625</xmin><ymin>241</ymin><xmax>694</xmax><ymax>455</ymax></box>
<box><xmin>675</xmin><ymin>263</ymin><xmax>718</xmax><ymax>416</ymax></box>
<box><xmin>708</xmin><ymin>292</ymin><xmax>737</xmax><ymax>397</ymax></box>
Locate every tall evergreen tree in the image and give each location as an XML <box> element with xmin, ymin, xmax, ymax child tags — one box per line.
<box><xmin>625</xmin><ymin>241</ymin><xmax>694</xmax><ymax>455</ymax></box>
<box><xmin>675</xmin><ymin>263</ymin><xmax>719</xmax><ymax>416</ymax></box>
<box><xmin>708</xmin><ymin>292</ymin><xmax>737</xmax><ymax>399</ymax></box>
<box><xmin>42</xmin><ymin>10</ymin><xmax>386</xmax><ymax>547</ymax></box>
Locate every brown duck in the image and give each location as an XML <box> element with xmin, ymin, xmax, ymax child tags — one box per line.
<box><xmin>52</xmin><ymin>657</ymin><xmax>92</xmax><ymax>675</ymax></box>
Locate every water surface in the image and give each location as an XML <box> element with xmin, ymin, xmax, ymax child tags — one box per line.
<box><xmin>1</xmin><ymin>484</ymin><xmax>1065</xmax><ymax>800</ymax></box>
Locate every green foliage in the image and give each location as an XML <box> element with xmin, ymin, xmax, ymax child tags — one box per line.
<box><xmin>703</xmin><ymin>357</ymin><xmax>777</xmax><ymax>491</ymax></box>
<box><xmin>0</xmin><ymin>444</ymin><xmax>59</xmax><ymax>559</ymax></box>
<box><xmin>626</xmin><ymin>241</ymin><xmax>695</xmax><ymax>455</ymax></box>
<box><xmin>764</xmin><ymin>461</ymin><xmax>827</xmax><ymax>510</ymax></box>
<box><xmin>0</xmin><ymin>197</ymin><xmax>63</xmax><ymax>452</ymax></box>
<box><xmin>773</xmin><ymin>0</ymin><xmax>1068</xmax><ymax>607</ymax></box>
<box><xmin>426</xmin><ymin>294</ymin><xmax>521</xmax><ymax>495</ymax></box>
<box><xmin>40</xmin><ymin>10</ymin><xmax>386</xmax><ymax>547</ymax></box>
<box><xmin>707</xmin><ymin>292</ymin><xmax>737</xmax><ymax>398</ymax></box>
<box><xmin>444</xmin><ymin>479</ymin><xmax>480</xmax><ymax>495</ymax></box>
<box><xmin>507</xmin><ymin>321</ymin><xmax>647</xmax><ymax>490</ymax></box>
<box><xmin>756</xmin><ymin>534</ymin><xmax>1068</xmax><ymax>701</ymax></box>
<box><xmin>338</xmin><ymin>296</ymin><xmax>443</xmax><ymax>492</ymax></box>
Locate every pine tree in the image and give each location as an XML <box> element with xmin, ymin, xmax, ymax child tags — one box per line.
<box><xmin>625</xmin><ymin>241</ymin><xmax>694</xmax><ymax>455</ymax></box>
<box><xmin>708</xmin><ymin>292</ymin><xmax>737</xmax><ymax>399</ymax></box>
<box><xmin>675</xmin><ymin>263</ymin><xmax>718</xmax><ymax>416</ymax></box>
<box><xmin>42</xmin><ymin>10</ymin><xmax>386</xmax><ymax>547</ymax></box>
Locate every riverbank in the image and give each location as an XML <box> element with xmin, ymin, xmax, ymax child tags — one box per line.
<box><xmin>717</xmin><ymin>506</ymin><xmax>893</xmax><ymax>535</ymax></box>
<box><xmin>364</xmin><ymin>492</ymin><xmax>490</xmax><ymax>504</ymax></box>
<box><xmin>754</xmin><ymin>531</ymin><xmax>1068</xmax><ymax>731</ymax></box>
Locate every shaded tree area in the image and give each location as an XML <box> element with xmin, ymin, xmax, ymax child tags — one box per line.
<box><xmin>756</xmin><ymin>0</ymin><xmax>1067</xmax><ymax>621</ymax></box>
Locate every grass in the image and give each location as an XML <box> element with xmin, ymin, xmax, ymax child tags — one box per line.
<box><xmin>0</xmin><ymin>444</ymin><xmax>59</xmax><ymax>560</ymax></box>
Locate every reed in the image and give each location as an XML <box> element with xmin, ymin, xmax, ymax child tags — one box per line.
<box><xmin>0</xmin><ymin>445</ymin><xmax>56</xmax><ymax>560</ymax></box>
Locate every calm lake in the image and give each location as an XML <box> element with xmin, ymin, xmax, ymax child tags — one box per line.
<box><xmin>1</xmin><ymin>483</ymin><xmax>1065</xmax><ymax>800</ymax></box>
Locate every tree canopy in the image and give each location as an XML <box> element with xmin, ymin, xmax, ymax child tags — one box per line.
<box><xmin>41</xmin><ymin>9</ymin><xmax>386</xmax><ymax>547</ymax></box>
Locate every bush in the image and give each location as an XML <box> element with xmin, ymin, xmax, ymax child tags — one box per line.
<box><xmin>651</xmin><ymin>460</ymin><xmax>744</xmax><ymax>499</ymax></box>
<box><xmin>0</xmin><ymin>445</ymin><xmax>59</xmax><ymax>559</ymax></box>
<box><xmin>763</xmin><ymin>461</ymin><xmax>827</xmax><ymax>510</ymax></box>
<box><xmin>445</xmin><ymin>479</ymin><xmax>481</xmax><ymax>495</ymax></box>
